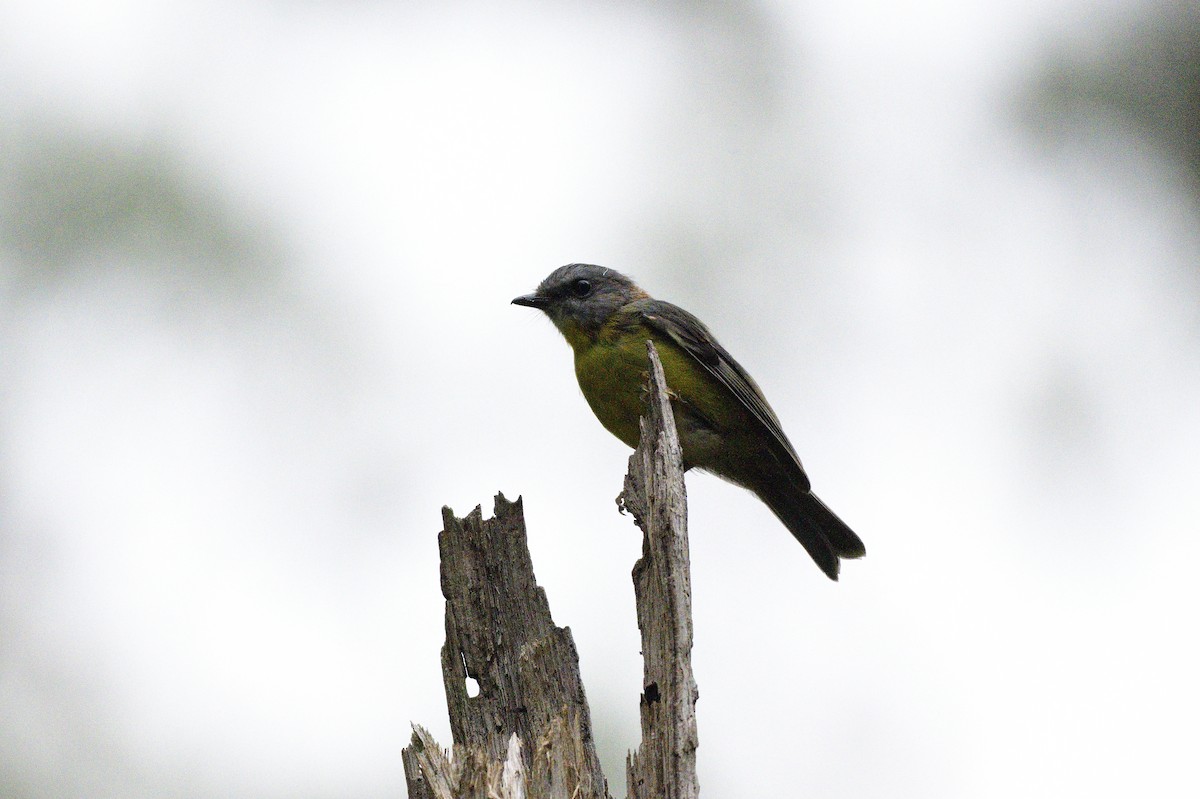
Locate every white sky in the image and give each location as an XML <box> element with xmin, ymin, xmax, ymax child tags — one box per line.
<box><xmin>2</xmin><ymin>1</ymin><xmax>1198</xmax><ymax>797</ymax></box>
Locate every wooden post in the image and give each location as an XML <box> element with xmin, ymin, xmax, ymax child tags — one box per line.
<box><xmin>402</xmin><ymin>494</ymin><xmax>610</xmax><ymax>799</ymax></box>
<box><xmin>403</xmin><ymin>342</ymin><xmax>699</xmax><ymax>798</ymax></box>
<box><xmin>619</xmin><ymin>341</ymin><xmax>700</xmax><ymax>799</ymax></box>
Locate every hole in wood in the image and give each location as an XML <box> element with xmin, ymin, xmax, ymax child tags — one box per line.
<box><xmin>459</xmin><ymin>650</ymin><xmax>480</xmax><ymax>698</ymax></box>
<box><xmin>644</xmin><ymin>682</ymin><xmax>660</xmax><ymax>704</ymax></box>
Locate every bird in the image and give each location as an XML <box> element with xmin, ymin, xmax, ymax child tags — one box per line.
<box><xmin>512</xmin><ymin>263</ymin><xmax>864</xmax><ymax>580</ymax></box>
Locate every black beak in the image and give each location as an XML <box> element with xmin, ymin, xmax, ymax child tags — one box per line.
<box><xmin>512</xmin><ymin>293</ymin><xmax>548</xmax><ymax>309</ymax></box>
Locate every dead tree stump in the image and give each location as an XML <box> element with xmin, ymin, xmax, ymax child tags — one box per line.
<box><xmin>619</xmin><ymin>341</ymin><xmax>700</xmax><ymax>799</ymax></box>
<box><xmin>404</xmin><ymin>342</ymin><xmax>699</xmax><ymax>798</ymax></box>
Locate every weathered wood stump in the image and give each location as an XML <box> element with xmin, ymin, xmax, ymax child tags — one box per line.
<box><xmin>404</xmin><ymin>342</ymin><xmax>699</xmax><ymax>798</ymax></box>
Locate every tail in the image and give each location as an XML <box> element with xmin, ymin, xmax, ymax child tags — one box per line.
<box><xmin>760</xmin><ymin>486</ymin><xmax>866</xmax><ymax>581</ymax></box>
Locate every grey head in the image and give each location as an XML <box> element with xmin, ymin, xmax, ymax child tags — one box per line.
<box><xmin>512</xmin><ymin>263</ymin><xmax>648</xmax><ymax>338</ymax></box>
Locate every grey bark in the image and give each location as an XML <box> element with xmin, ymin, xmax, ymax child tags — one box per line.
<box><xmin>619</xmin><ymin>342</ymin><xmax>701</xmax><ymax>799</ymax></box>
<box><xmin>403</xmin><ymin>341</ymin><xmax>699</xmax><ymax>799</ymax></box>
<box><xmin>401</xmin><ymin>493</ymin><xmax>610</xmax><ymax>799</ymax></box>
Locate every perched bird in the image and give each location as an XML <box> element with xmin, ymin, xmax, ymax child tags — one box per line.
<box><xmin>512</xmin><ymin>263</ymin><xmax>865</xmax><ymax>580</ymax></box>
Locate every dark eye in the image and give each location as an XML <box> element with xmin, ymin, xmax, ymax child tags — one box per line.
<box><xmin>571</xmin><ymin>279</ymin><xmax>592</xmax><ymax>298</ymax></box>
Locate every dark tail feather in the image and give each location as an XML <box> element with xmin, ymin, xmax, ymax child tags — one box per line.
<box><xmin>760</xmin><ymin>487</ymin><xmax>866</xmax><ymax>581</ymax></box>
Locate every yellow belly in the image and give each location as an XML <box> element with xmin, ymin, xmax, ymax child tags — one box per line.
<box><xmin>573</xmin><ymin>337</ymin><xmax>649</xmax><ymax>449</ymax></box>
<box><xmin>572</xmin><ymin>329</ymin><xmax>737</xmax><ymax>469</ymax></box>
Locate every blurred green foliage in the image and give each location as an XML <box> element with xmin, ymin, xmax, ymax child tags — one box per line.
<box><xmin>1030</xmin><ymin>4</ymin><xmax>1200</xmax><ymax>199</ymax></box>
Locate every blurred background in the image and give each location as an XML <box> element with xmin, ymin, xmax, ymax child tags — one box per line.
<box><xmin>2</xmin><ymin>1</ymin><xmax>1198</xmax><ymax>797</ymax></box>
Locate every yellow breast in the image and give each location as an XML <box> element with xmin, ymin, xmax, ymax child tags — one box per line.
<box><xmin>573</xmin><ymin>334</ymin><xmax>649</xmax><ymax>449</ymax></box>
<box><xmin>569</xmin><ymin>318</ymin><xmax>735</xmax><ymax>459</ymax></box>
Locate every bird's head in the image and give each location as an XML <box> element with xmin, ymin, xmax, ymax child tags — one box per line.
<box><xmin>512</xmin><ymin>263</ymin><xmax>648</xmax><ymax>347</ymax></box>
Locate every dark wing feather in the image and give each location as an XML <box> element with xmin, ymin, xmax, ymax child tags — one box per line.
<box><xmin>635</xmin><ymin>299</ymin><xmax>811</xmax><ymax>493</ymax></box>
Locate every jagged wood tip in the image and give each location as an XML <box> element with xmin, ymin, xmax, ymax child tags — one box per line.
<box><xmin>620</xmin><ymin>341</ymin><xmax>701</xmax><ymax>799</ymax></box>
